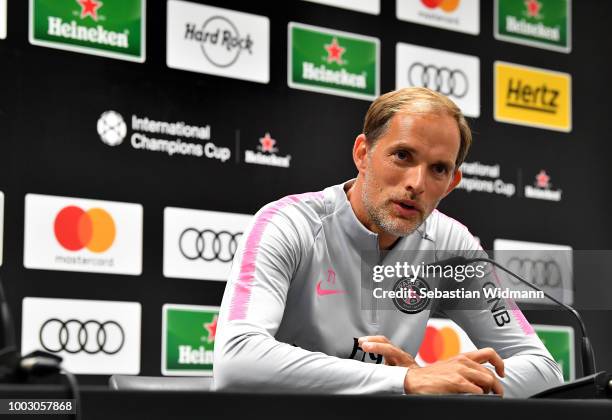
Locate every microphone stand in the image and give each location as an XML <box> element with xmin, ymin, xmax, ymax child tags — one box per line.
<box><xmin>466</xmin><ymin>256</ymin><xmax>596</xmax><ymax>376</ymax></box>
<box><xmin>441</xmin><ymin>256</ymin><xmax>611</xmax><ymax>398</ymax></box>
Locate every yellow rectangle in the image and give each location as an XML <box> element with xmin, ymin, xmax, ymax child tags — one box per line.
<box><xmin>494</xmin><ymin>61</ymin><xmax>571</xmax><ymax>132</ymax></box>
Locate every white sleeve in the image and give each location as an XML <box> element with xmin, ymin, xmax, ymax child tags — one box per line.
<box><xmin>443</xmin><ymin>304</ymin><xmax>564</xmax><ymax>398</ymax></box>
<box><xmin>438</xmin><ymin>228</ymin><xmax>564</xmax><ymax>398</ymax></box>
<box><xmin>213</xmin><ymin>202</ymin><xmax>408</xmax><ymax>394</ymax></box>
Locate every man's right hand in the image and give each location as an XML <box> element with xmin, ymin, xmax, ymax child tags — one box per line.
<box><xmin>404</xmin><ymin>348</ymin><xmax>505</xmax><ymax>396</ymax></box>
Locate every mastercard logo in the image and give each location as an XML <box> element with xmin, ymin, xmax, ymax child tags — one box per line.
<box><xmin>418</xmin><ymin>325</ymin><xmax>461</xmax><ymax>364</ymax></box>
<box><xmin>54</xmin><ymin>206</ymin><xmax>116</xmax><ymax>253</ymax></box>
<box><xmin>421</xmin><ymin>0</ymin><xmax>460</xmax><ymax>13</ymax></box>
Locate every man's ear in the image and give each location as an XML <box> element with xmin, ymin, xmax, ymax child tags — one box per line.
<box><xmin>353</xmin><ymin>134</ymin><xmax>369</xmax><ymax>174</ymax></box>
<box><xmin>444</xmin><ymin>169</ymin><xmax>462</xmax><ymax>196</ymax></box>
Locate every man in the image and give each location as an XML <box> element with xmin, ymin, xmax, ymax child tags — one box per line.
<box><xmin>213</xmin><ymin>87</ymin><xmax>563</xmax><ymax>396</ymax></box>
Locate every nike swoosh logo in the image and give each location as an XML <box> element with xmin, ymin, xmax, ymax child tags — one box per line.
<box><xmin>316</xmin><ymin>281</ymin><xmax>347</xmax><ymax>296</ymax></box>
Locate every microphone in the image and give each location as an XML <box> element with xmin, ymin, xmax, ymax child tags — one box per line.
<box><xmin>431</xmin><ymin>255</ymin><xmax>596</xmax><ymax>377</ymax></box>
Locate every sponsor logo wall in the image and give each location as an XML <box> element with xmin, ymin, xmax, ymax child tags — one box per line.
<box><xmin>495</xmin><ymin>0</ymin><xmax>571</xmax><ymax>53</ymax></box>
<box><xmin>23</xmin><ymin>194</ymin><xmax>143</xmax><ymax>275</ymax></box>
<box><xmin>22</xmin><ymin>297</ymin><xmax>141</xmax><ymax>375</ymax></box>
<box><xmin>163</xmin><ymin>207</ymin><xmax>252</xmax><ymax>281</ymax></box>
<box><xmin>288</xmin><ymin>22</ymin><xmax>379</xmax><ymax>101</ymax></box>
<box><xmin>396</xmin><ymin>42</ymin><xmax>480</xmax><ymax>117</ymax></box>
<box><xmin>4</xmin><ymin>0</ymin><xmax>589</xmax><ymax>381</ymax></box>
<box><xmin>494</xmin><ymin>238</ymin><xmax>574</xmax><ymax>305</ymax></box>
<box><xmin>166</xmin><ymin>0</ymin><xmax>270</xmax><ymax>84</ymax></box>
<box><xmin>494</xmin><ymin>61</ymin><xmax>572</xmax><ymax>132</ymax></box>
<box><xmin>396</xmin><ymin>0</ymin><xmax>480</xmax><ymax>35</ymax></box>
<box><xmin>0</xmin><ymin>0</ymin><xmax>6</xmax><ymax>39</ymax></box>
<box><xmin>29</xmin><ymin>0</ymin><xmax>146</xmax><ymax>62</ymax></box>
<box><xmin>162</xmin><ymin>304</ymin><xmax>219</xmax><ymax>376</ymax></box>
<box><xmin>302</xmin><ymin>0</ymin><xmax>380</xmax><ymax>15</ymax></box>
<box><xmin>97</xmin><ymin>110</ymin><xmax>231</xmax><ymax>162</ymax></box>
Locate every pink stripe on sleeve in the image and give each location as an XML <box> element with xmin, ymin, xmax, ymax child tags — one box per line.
<box><xmin>491</xmin><ymin>267</ymin><xmax>535</xmax><ymax>335</ymax></box>
<box><xmin>228</xmin><ymin>192</ymin><xmax>324</xmax><ymax>321</ymax></box>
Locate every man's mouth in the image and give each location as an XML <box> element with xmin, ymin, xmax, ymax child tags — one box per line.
<box><xmin>392</xmin><ymin>200</ymin><xmax>421</xmax><ymax>216</ymax></box>
<box><xmin>394</xmin><ymin>200</ymin><xmax>419</xmax><ymax>211</ymax></box>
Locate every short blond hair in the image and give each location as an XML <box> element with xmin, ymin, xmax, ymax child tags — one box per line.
<box><xmin>363</xmin><ymin>87</ymin><xmax>472</xmax><ymax>168</ymax></box>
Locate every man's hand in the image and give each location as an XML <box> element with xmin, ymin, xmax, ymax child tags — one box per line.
<box><xmin>358</xmin><ymin>336</ymin><xmax>419</xmax><ymax>368</ymax></box>
<box><xmin>403</xmin><ymin>347</ymin><xmax>505</xmax><ymax>396</ymax></box>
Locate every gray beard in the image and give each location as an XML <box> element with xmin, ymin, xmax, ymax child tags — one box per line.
<box><xmin>361</xmin><ymin>172</ymin><xmax>422</xmax><ymax>238</ymax></box>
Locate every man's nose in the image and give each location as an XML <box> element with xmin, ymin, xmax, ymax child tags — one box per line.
<box><xmin>404</xmin><ymin>165</ymin><xmax>425</xmax><ymax>195</ymax></box>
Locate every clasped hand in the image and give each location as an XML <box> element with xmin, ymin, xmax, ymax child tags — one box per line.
<box><xmin>358</xmin><ymin>336</ymin><xmax>505</xmax><ymax>396</ymax></box>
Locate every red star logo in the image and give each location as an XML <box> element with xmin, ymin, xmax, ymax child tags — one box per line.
<box><xmin>258</xmin><ymin>132</ymin><xmax>277</xmax><ymax>153</ymax></box>
<box><xmin>324</xmin><ymin>37</ymin><xmax>346</xmax><ymax>65</ymax></box>
<box><xmin>535</xmin><ymin>170</ymin><xmax>550</xmax><ymax>188</ymax></box>
<box><xmin>204</xmin><ymin>315</ymin><xmax>218</xmax><ymax>343</ymax></box>
<box><xmin>77</xmin><ymin>0</ymin><xmax>103</xmax><ymax>21</ymax></box>
<box><xmin>525</xmin><ymin>0</ymin><xmax>542</xmax><ymax>18</ymax></box>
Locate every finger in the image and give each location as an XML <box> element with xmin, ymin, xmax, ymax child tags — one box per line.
<box><xmin>358</xmin><ymin>336</ymin><xmax>391</xmax><ymax>346</ymax></box>
<box><xmin>455</xmin><ymin>379</ymin><xmax>485</xmax><ymax>395</ymax></box>
<box><xmin>461</xmin><ymin>367</ymin><xmax>504</xmax><ymax>396</ymax></box>
<box><xmin>360</xmin><ymin>342</ymin><xmax>395</xmax><ymax>356</ymax></box>
<box><xmin>460</xmin><ymin>357</ymin><xmax>505</xmax><ymax>395</ymax></box>
<box><xmin>463</xmin><ymin>348</ymin><xmax>505</xmax><ymax>377</ymax></box>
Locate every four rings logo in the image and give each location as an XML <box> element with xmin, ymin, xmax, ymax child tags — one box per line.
<box><xmin>396</xmin><ymin>43</ymin><xmax>480</xmax><ymax>117</ymax></box>
<box><xmin>39</xmin><ymin>318</ymin><xmax>125</xmax><ymax>355</ymax></box>
<box><xmin>506</xmin><ymin>258</ymin><xmax>562</xmax><ymax>288</ymax></box>
<box><xmin>184</xmin><ymin>16</ymin><xmax>254</xmax><ymax>68</ymax></box>
<box><xmin>408</xmin><ymin>63</ymin><xmax>468</xmax><ymax>98</ymax></box>
<box><xmin>179</xmin><ymin>228</ymin><xmax>242</xmax><ymax>263</ymax></box>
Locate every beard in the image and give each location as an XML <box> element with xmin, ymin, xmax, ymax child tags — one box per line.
<box><xmin>361</xmin><ymin>170</ymin><xmax>425</xmax><ymax>238</ymax></box>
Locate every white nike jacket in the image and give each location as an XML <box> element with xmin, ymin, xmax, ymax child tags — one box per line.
<box><xmin>213</xmin><ymin>180</ymin><xmax>563</xmax><ymax>397</ymax></box>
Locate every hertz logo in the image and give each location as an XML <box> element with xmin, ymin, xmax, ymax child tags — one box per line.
<box><xmin>495</xmin><ymin>61</ymin><xmax>571</xmax><ymax>132</ymax></box>
<box><xmin>505</xmin><ymin>78</ymin><xmax>559</xmax><ymax>114</ymax></box>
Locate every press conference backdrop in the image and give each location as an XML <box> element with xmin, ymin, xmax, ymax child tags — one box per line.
<box><xmin>1</xmin><ymin>0</ymin><xmax>612</xmax><ymax>385</ymax></box>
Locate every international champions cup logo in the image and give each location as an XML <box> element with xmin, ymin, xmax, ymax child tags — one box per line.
<box><xmin>97</xmin><ymin>111</ymin><xmax>127</xmax><ymax>147</ymax></box>
<box><xmin>54</xmin><ymin>206</ymin><xmax>116</xmax><ymax>253</ymax></box>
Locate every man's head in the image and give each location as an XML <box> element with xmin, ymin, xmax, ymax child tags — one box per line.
<box><xmin>350</xmin><ymin>87</ymin><xmax>472</xmax><ymax>248</ymax></box>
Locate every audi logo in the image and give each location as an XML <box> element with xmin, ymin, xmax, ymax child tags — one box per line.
<box><xmin>408</xmin><ymin>63</ymin><xmax>469</xmax><ymax>98</ymax></box>
<box><xmin>39</xmin><ymin>319</ymin><xmax>125</xmax><ymax>355</ymax></box>
<box><xmin>179</xmin><ymin>228</ymin><xmax>242</xmax><ymax>263</ymax></box>
<box><xmin>505</xmin><ymin>258</ymin><xmax>562</xmax><ymax>288</ymax></box>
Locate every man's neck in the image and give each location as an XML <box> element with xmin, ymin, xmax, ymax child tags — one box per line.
<box><xmin>345</xmin><ymin>179</ymin><xmax>399</xmax><ymax>250</ymax></box>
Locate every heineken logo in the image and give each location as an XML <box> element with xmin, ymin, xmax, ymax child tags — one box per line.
<box><xmin>184</xmin><ymin>16</ymin><xmax>254</xmax><ymax>68</ymax></box>
<box><xmin>77</xmin><ymin>0</ymin><xmax>103</xmax><ymax>21</ymax></box>
<box><xmin>29</xmin><ymin>0</ymin><xmax>145</xmax><ymax>62</ymax></box>
<box><xmin>288</xmin><ymin>22</ymin><xmax>379</xmax><ymax>101</ymax></box>
<box><xmin>244</xmin><ymin>132</ymin><xmax>292</xmax><ymax>168</ymax></box>
<box><xmin>162</xmin><ymin>304</ymin><xmax>219</xmax><ymax>375</ymax></box>
<box><xmin>495</xmin><ymin>0</ymin><xmax>571</xmax><ymax>53</ymax></box>
<box><xmin>324</xmin><ymin>37</ymin><xmax>345</xmax><ymax>64</ymax></box>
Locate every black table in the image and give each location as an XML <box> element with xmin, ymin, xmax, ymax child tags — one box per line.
<box><xmin>0</xmin><ymin>384</ymin><xmax>611</xmax><ymax>420</ymax></box>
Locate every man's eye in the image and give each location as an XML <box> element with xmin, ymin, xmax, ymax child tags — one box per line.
<box><xmin>394</xmin><ymin>150</ymin><xmax>409</xmax><ymax>160</ymax></box>
<box><xmin>433</xmin><ymin>164</ymin><xmax>449</xmax><ymax>175</ymax></box>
